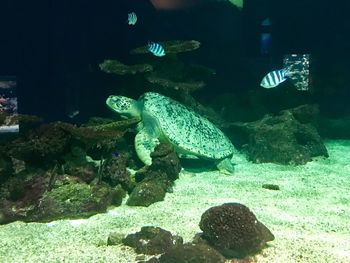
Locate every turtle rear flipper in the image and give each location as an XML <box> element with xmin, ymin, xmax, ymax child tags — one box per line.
<box><xmin>216</xmin><ymin>158</ymin><xmax>235</xmax><ymax>174</ymax></box>
<box><xmin>135</xmin><ymin>127</ymin><xmax>160</xmax><ymax>166</ymax></box>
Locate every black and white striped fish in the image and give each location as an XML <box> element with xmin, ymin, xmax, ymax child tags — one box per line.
<box><xmin>148</xmin><ymin>41</ymin><xmax>165</xmax><ymax>57</ymax></box>
<box><xmin>260</xmin><ymin>69</ymin><xmax>288</xmax><ymax>88</ymax></box>
<box><xmin>127</xmin><ymin>12</ymin><xmax>137</xmax><ymax>25</ymax></box>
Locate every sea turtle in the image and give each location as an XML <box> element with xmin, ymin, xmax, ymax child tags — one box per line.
<box><xmin>106</xmin><ymin>92</ymin><xmax>238</xmax><ymax>173</ymax></box>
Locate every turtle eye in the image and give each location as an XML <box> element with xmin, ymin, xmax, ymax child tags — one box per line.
<box><xmin>113</xmin><ymin>98</ymin><xmax>123</xmax><ymax>106</ymax></box>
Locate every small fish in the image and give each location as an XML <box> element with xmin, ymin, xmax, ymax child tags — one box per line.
<box><xmin>260</xmin><ymin>69</ymin><xmax>288</xmax><ymax>88</ymax></box>
<box><xmin>127</xmin><ymin>12</ymin><xmax>137</xmax><ymax>25</ymax></box>
<box><xmin>113</xmin><ymin>152</ymin><xmax>120</xmax><ymax>157</ymax></box>
<box><xmin>148</xmin><ymin>41</ymin><xmax>166</xmax><ymax>57</ymax></box>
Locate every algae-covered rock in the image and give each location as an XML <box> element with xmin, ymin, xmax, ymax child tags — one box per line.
<box><xmin>0</xmin><ymin>154</ymin><xmax>13</xmax><ymax>183</ymax></box>
<box><xmin>99</xmin><ymin>59</ymin><xmax>153</xmax><ymax>75</ymax></box>
<box><xmin>0</xmin><ymin>175</ymin><xmax>50</xmax><ymax>224</ymax></box>
<box><xmin>31</xmin><ymin>182</ymin><xmax>121</xmax><ymax>222</ymax></box>
<box><xmin>0</xmin><ymin>170</ymin><xmax>126</xmax><ymax>224</ymax></box>
<box><xmin>122</xmin><ymin>226</ymin><xmax>183</xmax><ymax>255</ymax></box>
<box><xmin>130</xmin><ymin>40</ymin><xmax>201</xmax><ymax>55</ymax></box>
<box><xmin>6</xmin><ymin>122</ymin><xmax>73</xmax><ymax>166</ymax></box>
<box><xmin>128</xmin><ymin>143</ymin><xmax>181</xmax><ymax>207</ymax></box>
<box><xmin>145</xmin><ymin>75</ymin><xmax>205</xmax><ymax>94</ymax></box>
<box><xmin>144</xmin><ymin>62</ymin><xmax>215</xmax><ymax>96</ymax></box>
<box><xmin>135</xmin><ymin>143</ymin><xmax>181</xmax><ymax>187</ymax></box>
<box><xmin>228</xmin><ymin>106</ymin><xmax>328</xmax><ymax>164</ymax></box>
<box><xmin>101</xmin><ymin>154</ymin><xmax>135</xmax><ymax>193</ymax></box>
<box><xmin>126</xmin><ymin>181</ymin><xmax>166</xmax><ymax>207</ymax></box>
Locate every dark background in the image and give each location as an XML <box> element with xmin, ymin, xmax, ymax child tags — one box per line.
<box><xmin>0</xmin><ymin>0</ymin><xmax>349</xmax><ymax>121</ymax></box>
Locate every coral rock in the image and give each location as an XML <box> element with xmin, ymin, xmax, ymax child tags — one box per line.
<box><xmin>129</xmin><ymin>143</ymin><xmax>181</xmax><ymax>206</ymax></box>
<box><xmin>126</xmin><ymin>181</ymin><xmax>166</xmax><ymax>207</ymax></box>
<box><xmin>130</xmin><ymin>40</ymin><xmax>201</xmax><ymax>55</ymax></box>
<box><xmin>228</xmin><ymin>106</ymin><xmax>328</xmax><ymax>164</ymax></box>
<box><xmin>199</xmin><ymin>203</ymin><xmax>274</xmax><ymax>258</ymax></box>
<box><xmin>122</xmin><ymin>226</ymin><xmax>183</xmax><ymax>255</ymax></box>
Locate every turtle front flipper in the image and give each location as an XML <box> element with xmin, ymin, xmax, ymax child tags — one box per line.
<box><xmin>135</xmin><ymin>127</ymin><xmax>160</xmax><ymax>166</ymax></box>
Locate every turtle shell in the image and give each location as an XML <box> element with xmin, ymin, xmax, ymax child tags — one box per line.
<box><xmin>140</xmin><ymin>92</ymin><xmax>235</xmax><ymax>160</ymax></box>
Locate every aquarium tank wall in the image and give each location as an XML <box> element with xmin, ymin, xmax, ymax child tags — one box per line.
<box><xmin>0</xmin><ymin>0</ymin><xmax>349</xmax><ymax>262</ymax></box>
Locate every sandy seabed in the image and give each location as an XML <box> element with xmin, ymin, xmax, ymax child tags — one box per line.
<box><xmin>0</xmin><ymin>140</ymin><xmax>349</xmax><ymax>263</ymax></box>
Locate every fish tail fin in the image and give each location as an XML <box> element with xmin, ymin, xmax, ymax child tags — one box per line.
<box><xmin>283</xmin><ymin>54</ymin><xmax>311</xmax><ymax>91</ymax></box>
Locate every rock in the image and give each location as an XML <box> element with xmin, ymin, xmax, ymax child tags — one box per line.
<box><xmin>199</xmin><ymin>203</ymin><xmax>274</xmax><ymax>258</ymax></box>
<box><xmin>128</xmin><ymin>143</ymin><xmax>181</xmax><ymax>207</ymax></box>
<box><xmin>101</xmin><ymin>154</ymin><xmax>135</xmax><ymax>193</ymax></box>
<box><xmin>0</xmin><ymin>175</ymin><xmax>49</xmax><ymax>224</ymax></box>
<box><xmin>107</xmin><ymin>232</ymin><xmax>125</xmax><ymax>246</ymax></box>
<box><xmin>122</xmin><ymin>226</ymin><xmax>183</xmax><ymax>255</ymax></box>
<box><xmin>228</xmin><ymin>106</ymin><xmax>328</xmax><ymax>164</ymax></box>
<box><xmin>0</xmin><ymin>154</ymin><xmax>13</xmax><ymax>184</ymax></box>
<box><xmin>146</xmin><ymin>143</ymin><xmax>182</xmax><ymax>184</ymax></box>
<box><xmin>126</xmin><ymin>181</ymin><xmax>166</xmax><ymax>207</ymax></box>
<box><xmin>29</xmin><ymin>181</ymin><xmax>121</xmax><ymax>222</ymax></box>
<box><xmin>6</xmin><ymin>122</ymin><xmax>73</xmax><ymax>166</ymax></box>
<box><xmin>289</xmin><ymin>104</ymin><xmax>319</xmax><ymax>124</ymax></box>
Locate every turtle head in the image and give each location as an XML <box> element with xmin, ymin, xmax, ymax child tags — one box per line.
<box><xmin>106</xmin><ymin>95</ymin><xmax>141</xmax><ymax>119</ymax></box>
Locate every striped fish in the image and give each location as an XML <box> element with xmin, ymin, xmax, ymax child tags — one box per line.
<box><xmin>260</xmin><ymin>69</ymin><xmax>288</xmax><ymax>88</ymax></box>
<box><xmin>127</xmin><ymin>12</ymin><xmax>137</xmax><ymax>25</ymax></box>
<box><xmin>148</xmin><ymin>41</ymin><xmax>166</xmax><ymax>57</ymax></box>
